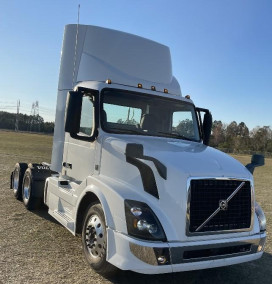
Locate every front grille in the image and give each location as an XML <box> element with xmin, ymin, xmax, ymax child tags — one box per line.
<box><xmin>189</xmin><ymin>179</ymin><xmax>252</xmax><ymax>233</ymax></box>
<box><xmin>183</xmin><ymin>244</ymin><xmax>251</xmax><ymax>260</ymax></box>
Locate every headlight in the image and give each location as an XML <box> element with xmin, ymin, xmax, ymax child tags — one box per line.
<box><xmin>255</xmin><ymin>202</ymin><xmax>266</xmax><ymax>232</ymax></box>
<box><xmin>125</xmin><ymin>200</ymin><xmax>167</xmax><ymax>242</ymax></box>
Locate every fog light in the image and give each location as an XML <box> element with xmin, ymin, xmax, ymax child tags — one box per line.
<box><xmin>157</xmin><ymin>256</ymin><xmax>167</xmax><ymax>264</ymax></box>
<box><xmin>257</xmin><ymin>237</ymin><xmax>266</xmax><ymax>252</ymax></box>
<box><xmin>257</xmin><ymin>245</ymin><xmax>264</xmax><ymax>252</ymax></box>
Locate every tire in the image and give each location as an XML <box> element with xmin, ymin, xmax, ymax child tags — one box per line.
<box><xmin>22</xmin><ymin>168</ymin><xmax>42</xmax><ymax>210</ymax></box>
<box><xmin>82</xmin><ymin>203</ymin><xmax>116</xmax><ymax>275</ymax></box>
<box><xmin>12</xmin><ymin>163</ymin><xmax>28</xmax><ymax>200</ymax></box>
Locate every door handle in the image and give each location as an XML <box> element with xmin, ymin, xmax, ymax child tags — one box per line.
<box><xmin>63</xmin><ymin>162</ymin><xmax>72</xmax><ymax>169</ymax></box>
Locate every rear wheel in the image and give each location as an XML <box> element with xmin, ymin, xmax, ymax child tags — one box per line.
<box><xmin>22</xmin><ymin>169</ymin><xmax>41</xmax><ymax>210</ymax></box>
<box><xmin>82</xmin><ymin>203</ymin><xmax>116</xmax><ymax>275</ymax></box>
<box><xmin>12</xmin><ymin>163</ymin><xmax>28</xmax><ymax>200</ymax></box>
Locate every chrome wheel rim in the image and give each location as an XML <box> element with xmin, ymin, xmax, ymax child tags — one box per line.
<box><xmin>13</xmin><ymin>171</ymin><xmax>19</xmax><ymax>193</ymax></box>
<box><xmin>85</xmin><ymin>214</ymin><xmax>105</xmax><ymax>258</ymax></box>
<box><xmin>23</xmin><ymin>175</ymin><xmax>30</xmax><ymax>201</ymax></box>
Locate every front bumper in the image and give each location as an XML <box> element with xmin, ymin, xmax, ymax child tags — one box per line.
<box><xmin>107</xmin><ymin>229</ymin><xmax>266</xmax><ymax>274</ymax></box>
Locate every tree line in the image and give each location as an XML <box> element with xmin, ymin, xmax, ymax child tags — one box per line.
<box><xmin>0</xmin><ymin>111</ymin><xmax>54</xmax><ymax>133</ymax></box>
<box><xmin>0</xmin><ymin>111</ymin><xmax>271</xmax><ymax>154</ymax></box>
<box><xmin>210</xmin><ymin>121</ymin><xmax>272</xmax><ymax>154</ymax></box>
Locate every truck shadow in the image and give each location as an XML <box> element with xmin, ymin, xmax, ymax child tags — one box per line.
<box><xmin>31</xmin><ymin>205</ymin><xmax>61</xmax><ymax>225</ymax></box>
<box><xmin>25</xmin><ymin>203</ymin><xmax>272</xmax><ymax>284</ymax></box>
<box><xmin>106</xmin><ymin>252</ymin><xmax>272</xmax><ymax>284</ymax></box>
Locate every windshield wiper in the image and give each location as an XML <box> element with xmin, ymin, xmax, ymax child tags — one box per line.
<box><xmin>107</xmin><ymin>128</ymin><xmax>196</xmax><ymax>141</ymax></box>
<box><xmin>157</xmin><ymin>131</ymin><xmax>195</xmax><ymax>141</ymax></box>
<box><xmin>108</xmin><ymin>128</ymin><xmax>144</xmax><ymax>135</ymax></box>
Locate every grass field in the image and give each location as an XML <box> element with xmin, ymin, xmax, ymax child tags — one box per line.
<box><xmin>0</xmin><ymin>130</ymin><xmax>271</xmax><ymax>284</ymax></box>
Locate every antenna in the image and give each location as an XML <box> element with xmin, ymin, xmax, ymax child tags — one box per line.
<box><xmin>72</xmin><ymin>4</ymin><xmax>80</xmax><ymax>87</ymax></box>
<box><xmin>77</xmin><ymin>4</ymin><xmax>80</xmax><ymax>26</ymax></box>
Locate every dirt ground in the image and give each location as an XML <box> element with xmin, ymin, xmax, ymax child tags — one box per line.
<box><xmin>0</xmin><ymin>130</ymin><xmax>271</xmax><ymax>284</ymax></box>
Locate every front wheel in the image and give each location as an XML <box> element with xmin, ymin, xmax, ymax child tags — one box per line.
<box><xmin>82</xmin><ymin>203</ymin><xmax>116</xmax><ymax>275</ymax></box>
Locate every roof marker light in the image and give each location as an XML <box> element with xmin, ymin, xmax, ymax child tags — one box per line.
<box><xmin>185</xmin><ymin>95</ymin><xmax>191</xmax><ymax>99</ymax></box>
<box><xmin>164</xmin><ymin>89</ymin><xmax>168</xmax><ymax>94</ymax></box>
<box><xmin>106</xmin><ymin>79</ymin><xmax>112</xmax><ymax>84</ymax></box>
<box><xmin>138</xmin><ymin>83</ymin><xmax>143</xmax><ymax>88</ymax></box>
<box><xmin>151</xmin><ymin>86</ymin><xmax>156</xmax><ymax>91</ymax></box>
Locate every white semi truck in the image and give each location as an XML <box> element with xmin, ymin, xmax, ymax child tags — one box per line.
<box><xmin>11</xmin><ymin>24</ymin><xmax>266</xmax><ymax>275</ymax></box>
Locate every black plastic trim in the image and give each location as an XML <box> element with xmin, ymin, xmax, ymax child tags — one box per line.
<box><xmin>170</xmin><ymin>239</ymin><xmax>259</xmax><ymax>264</ymax></box>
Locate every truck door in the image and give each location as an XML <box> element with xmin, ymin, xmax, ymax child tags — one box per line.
<box><xmin>62</xmin><ymin>93</ymin><xmax>97</xmax><ymax>181</ymax></box>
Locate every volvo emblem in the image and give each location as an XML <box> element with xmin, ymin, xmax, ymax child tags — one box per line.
<box><xmin>219</xmin><ymin>200</ymin><xmax>228</xmax><ymax>211</ymax></box>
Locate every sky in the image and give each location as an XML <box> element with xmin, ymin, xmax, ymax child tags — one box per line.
<box><xmin>0</xmin><ymin>0</ymin><xmax>271</xmax><ymax>130</ymax></box>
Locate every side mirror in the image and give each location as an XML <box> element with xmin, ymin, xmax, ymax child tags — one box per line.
<box><xmin>65</xmin><ymin>91</ymin><xmax>83</xmax><ymax>135</ymax></box>
<box><xmin>203</xmin><ymin>111</ymin><xmax>213</xmax><ymax>145</ymax></box>
<box><xmin>245</xmin><ymin>154</ymin><xmax>265</xmax><ymax>174</ymax></box>
<box><xmin>196</xmin><ymin>108</ymin><xmax>212</xmax><ymax>146</ymax></box>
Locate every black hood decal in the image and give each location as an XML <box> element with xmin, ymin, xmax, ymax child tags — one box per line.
<box><xmin>125</xmin><ymin>143</ymin><xmax>167</xmax><ymax>199</ymax></box>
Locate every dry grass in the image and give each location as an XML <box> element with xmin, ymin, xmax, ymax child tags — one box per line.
<box><xmin>0</xmin><ymin>130</ymin><xmax>271</xmax><ymax>284</ymax></box>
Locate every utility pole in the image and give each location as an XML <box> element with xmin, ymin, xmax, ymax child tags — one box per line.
<box><xmin>15</xmin><ymin>100</ymin><xmax>20</xmax><ymax>132</ymax></box>
<box><xmin>29</xmin><ymin>101</ymin><xmax>40</xmax><ymax>132</ymax></box>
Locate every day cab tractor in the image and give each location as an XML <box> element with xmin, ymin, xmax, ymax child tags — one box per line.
<box><xmin>10</xmin><ymin>24</ymin><xmax>266</xmax><ymax>275</ymax></box>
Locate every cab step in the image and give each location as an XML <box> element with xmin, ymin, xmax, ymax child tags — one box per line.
<box><xmin>52</xmin><ymin>210</ymin><xmax>75</xmax><ymax>233</ymax></box>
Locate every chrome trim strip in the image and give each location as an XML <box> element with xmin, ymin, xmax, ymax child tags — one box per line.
<box><xmin>186</xmin><ymin>177</ymin><xmax>254</xmax><ymax>236</ymax></box>
<box><xmin>195</xmin><ymin>182</ymin><xmax>245</xmax><ymax>232</ymax></box>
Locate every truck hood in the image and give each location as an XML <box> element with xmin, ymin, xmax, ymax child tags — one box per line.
<box><xmin>101</xmin><ymin>134</ymin><xmax>253</xmax><ymax>241</ymax></box>
<box><xmin>104</xmin><ymin>135</ymin><xmax>251</xmax><ymax>179</ymax></box>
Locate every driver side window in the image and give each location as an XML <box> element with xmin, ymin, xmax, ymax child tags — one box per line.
<box><xmin>79</xmin><ymin>96</ymin><xmax>94</xmax><ymax>137</ymax></box>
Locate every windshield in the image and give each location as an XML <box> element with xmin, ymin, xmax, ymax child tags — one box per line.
<box><xmin>101</xmin><ymin>89</ymin><xmax>200</xmax><ymax>142</ymax></box>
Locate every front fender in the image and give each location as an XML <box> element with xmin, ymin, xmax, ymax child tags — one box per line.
<box><xmin>75</xmin><ymin>176</ymin><xmax>128</xmax><ymax>233</ymax></box>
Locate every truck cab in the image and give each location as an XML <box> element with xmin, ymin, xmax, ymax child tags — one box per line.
<box><xmin>11</xmin><ymin>24</ymin><xmax>266</xmax><ymax>274</ymax></box>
